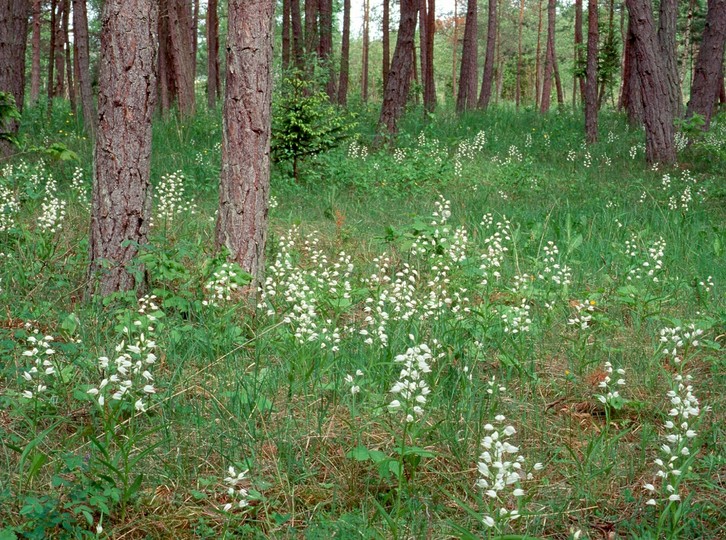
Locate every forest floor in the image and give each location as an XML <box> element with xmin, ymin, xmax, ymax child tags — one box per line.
<box><xmin>1</xmin><ymin>102</ymin><xmax>725</xmax><ymax>539</ymax></box>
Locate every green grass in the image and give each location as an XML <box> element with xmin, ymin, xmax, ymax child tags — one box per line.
<box><xmin>0</xmin><ymin>100</ymin><xmax>725</xmax><ymax>539</ymax></box>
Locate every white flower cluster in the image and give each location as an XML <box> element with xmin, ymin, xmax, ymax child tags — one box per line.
<box><xmin>344</xmin><ymin>369</ymin><xmax>363</xmax><ymax>395</ymax></box>
<box><xmin>658</xmin><ymin>324</ymin><xmax>703</xmax><ymax>364</ymax></box>
<box><xmin>156</xmin><ymin>170</ymin><xmax>198</xmax><ymax>223</ymax></box>
<box><xmin>595</xmin><ymin>362</ymin><xmax>625</xmax><ymax>405</ymax></box>
<box><xmin>567</xmin><ymin>300</ymin><xmax>595</xmax><ymax>330</ymax></box>
<box><xmin>476</xmin><ymin>415</ymin><xmax>543</xmax><ymax>528</ymax></box>
<box><xmin>86</xmin><ymin>296</ymin><xmax>160</xmax><ymax>412</ymax></box>
<box><xmin>223</xmin><ymin>466</ymin><xmax>250</xmax><ymax>511</ymax></box>
<box><xmin>20</xmin><ymin>329</ymin><xmax>58</xmax><ymax>399</ymax></box>
<box><xmin>393</xmin><ymin>148</ymin><xmax>406</xmax><ymax>163</ymax></box>
<box><xmin>38</xmin><ymin>177</ymin><xmax>67</xmax><ymax>234</ymax></box>
<box><xmin>347</xmin><ymin>140</ymin><xmax>369</xmax><ymax>160</ymax></box>
<box><xmin>0</xmin><ymin>183</ymin><xmax>20</xmax><ymax>232</ymax></box>
<box><xmin>453</xmin><ymin>130</ymin><xmax>487</xmax><ymax>177</ymax></box>
<box><xmin>70</xmin><ymin>167</ymin><xmax>90</xmax><ymax>209</ymax></box>
<box><xmin>644</xmin><ymin>374</ymin><xmax>700</xmax><ymax>506</ymax></box>
<box><xmin>499</xmin><ymin>299</ymin><xmax>532</xmax><ymax>334</ymax></box>
<box><xmin>388</xmin><ymin>342</ymin><xmax>434</xmax><ymax>423</ymax></box>
<box><xmin>479</xmin><ymin>216</ymin><xmax>512</xmax><ymax>286</ymax></box>
<box><xmin>625</xmin><ymin>234</ymin><xmax>666</xmax><ymax>283</ymax></box>
<box><xmin>537</xmin><ymin>241</ymin><xmax>572</xmax><ymax>288</ymax></box>
<box><xmin>202</xmin><ymin>262</ymin><xmax>242</xmax><ymax>307</ymax></box>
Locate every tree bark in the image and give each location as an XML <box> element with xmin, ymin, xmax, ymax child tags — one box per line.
<box><xmin>423</xmin><ymin>0</ymin><xmax>436</xmax><ymax>112</ymax></box>
<box><xmin>319</xmin><ymin>0</ymin><xmax>335</xmax><ymax>98</ymax></box>
<box><xmin>553</xmin><ymin>50</ymin><xmax>564</xmax><ymax>104</ymax></box>
<box><xmin>282</xmin><ymin>0</ymin><xmax>291</xmax><ymax>68</ymax></box>
<box><xmin>658</xmin><ymin>0</ymin><xmax>682</xmax><ymax>117</ymax></box>
<box><xmin>72</xmin><ymin>0</ymin><xmax>95</xmax><ymax>134</ymax></box>
<box><xmin>515</xmin><ymin>0</ymin><xmax>525</xmax><ymax>108</ymax></box>
<box><xmin>361</xmin><ymin>0</ymin><xmax>370</xmax><ymax>102</ymax></box>
<box><xmin>452</xmin><ymin>0</ymin><xmax>458</xmax><ymax>98</ymax></box>
<box><xmin>54</xmin><ymin>0</ymin><xmax>66</xmax><ymax>99</ymax></box>
<box><xmin>88</xmin><ymin>0</ymin><xmax>158</xmax><ymax>296</ymax></box>
<box><xmin>478</xmin><ymin>0</ymin><xmax>497</xmax><ymax>109</ymax></box>
<box><xmin>383</xmin><ymin>0</ymin><xmax>390</xmax><ymax>90</ymax></box>
<box><xmin>0</xmin><ymin>0</ymin><xmax>29</xmax><ymax>112</ymax></box>
<box><xmin>456</xmin><ymin>0</ymin><xmax>478</xmax><ymax>112</ymax></box>
<box><xmin>619</xmin><ymin>19</ymin><xmax>644</xmax><ymax>123</ymax></box>
<box><xmin>290</xmin><ymin>0</ymin><xmax>304</xmax><ymax>69</ymax></box>
<box><xmin>625</xmin><ymin>0</ymin><xmax>676</xmax><ymax>163</ymax></box>
<box><xmin>305</xmin><ymin>0</ymin><xmax>318</xmax><ymax>57</ymax></box>
<box><xmin>534</xmin><ymin>0</ymin><xmax>543</xmax><ymax>109</ymax></box>
<box><xmin>540</xmin><ymin>0</ymin><xmax>556</xmax><ymax>112</ymax></box>
<box><xmin>687</xmin><ymin>0</ymin><xmax>726</xmax><ymax>129</ymax></box>
<box><xmin>338</xmin><ymin>0</ymin><xmax>351</xmax><ymax>105</ymax></box>
<box><xmin>216</xmin><ymin>0</ymin><xmax>274</xmax><ymax>284</ymax></box>
<box><xmin>585</xmin><ymin>0</ymin><xmax>598</xmax><ymax>143</ymax></box>
<box><xmin>48</xmin><ymin>0</ymin><xmax>56</xmax><ymax>103</ymax></box>
<box><xmin>207</xmin><ymin>0</ymin><xmax>220</xmax><ymax>108</ymax></box>
<box><xmin>378</xmin><ymin>0</ymin><xmax>418</xmax><ymax>136</ymax></box>
<box><xmin>30</xmin><ymin>0</ymin><xmax>41</xmax><ymax>104</ymax></box>
<box><xmin>419</xmin><ymin>0</ymin><xmax>428</xmax><ymax>106</ymax></box>
<box><xmin>167</xmin><ymin>0</ymin><xmax>195</xmax><ymax>115</ymax></box>
<box><xmin>64</xmin><ymin>0</ymin><xmax>75</xmax><ymax>109</ymax></box>
<box><xmin>192</xmin><ymin>0</ymin><xmax>199</xmax><ymax>82</ymax></box>
<box><xmin>680</xmin><ymin>0</ymin><xmax>697</xmax><ymax>85</ymax></box>
<box><xmin>574</xmin><ymin>0</ymin><xmax>585</xmax><ymax>105</ymax></box>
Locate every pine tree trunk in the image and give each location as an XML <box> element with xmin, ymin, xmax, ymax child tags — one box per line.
<box><xmin>361</xmin><ymin>0</ymin><xmax>370</xmax><ymax>102</ymax></box>
<box><xmin>625</xmin><ymin>0</ymin><xmax>676</xmax><ymax>163</ymax></box>
<box><xmin>419</xmin><ymin>0</ymin><xmax>428</xmax><ymax>107</ymax></box>
<box><xmin>338</xmin><ymin>0</ymin><xmax>351</xmax><ymax>105</ymax></box>
<box><xmin>383</xmin><ymin>0</ymin><xmax>390</xmax><ymax>90</ymax></box>
<box><xmin>378</xmin><ymin>0</ymin><xmax>418</xmax><ymax>136</ymax></box>
<box><xmin>452</xmin><ymin>0</ymin><xmax>458</xmax><ymax>98</ymax></box>
<box><xmin>534</xmin><ymin>0</ymin><xmax>543</xmax><ymax>109</ymax></box>
<box><xmin>540</xmin><ymin>0</ymin><xmax>555</xmax><ymax>112</ymax></box>
<box><xmin>290</xmin><ymin>0</ymin><xmax>304</xmax><ymax>69</ymax></box>
<box><xmin>478</xmin><ymin>0</ymin><xmax>497</xmax><ymax>109</ymax></box>
<box><xmin>89</xmin><ymin>0</ymin><xmax>158</xmax><ymax>296</ymax></box>
<box><xmin>680</xmin><ymin>0</ymin><xmax>697</xmax><ymax>85</ymax></box>
<box><xmin>64</xmin><ymin>0</ymin><xmax>75</xmax><ymax>111</ymax></box>
<box><xmin>423</xmin><ymin>0</ymin><xmax>436</xmax><ymax>112</ymax></box>
<box><xmin>0</xmin><ymin>0</ymin><xmax>28</xmax><ymax>154</ymax></box>
<box><xmin>192</xmin><ymin>0</ymin><xmax>199</xmax><ymax>82</ymax></box>
<box><xmin>167</xmin><ymin>0</ymin><xmax>196</xmax><ymax>115</ymax></box>
<box><xmin>207</xmin><ymin>0</ymin><xmax>220</xmax><ymax>108</ymax></box>
<box><xmin>305</xmin><ymin>0</ymin><xmax>319</xmax><ymax>57</ymax></box>
<box><xmin>72</xmin><ymin>0</ymin><xmax>95</xmax><ymax>134</ymax></box>
<box><xmin>553</xmin><ymin>50</ymin><xmax>564</xmax><ymax>104</ymax></box>
<box><xmin>585</xmin><ymin>0</ymin><xmax>598</xmax><ymax>143</ymax></box>
<box><xmin>54</xmin><ymin>0</ymin><xmax>66</xmax><ymax>99</ymax></box>
<box><xmin>158</xmin><ymin>0</ymin><xmax>170</xmax><ymax>114</ymax></box>
<box><xmin>48</xmin><ymin>0</ymin><xmax>56</xmax><ymax>104</ymax></box>
<box><xmin>687</xmin><ymin>0</ymin><xmax>726</xmax><ymax>129</ymax></box>
<box><xmin>282</xmin><ymin>0</ymin><xmax>291</xmax><ymax>68</ymax></box>
<box><xmin>319</xmin><ymin>0</ymin><xmax>335</xmax><ymax>98</ymax></box>
<box><xmin>216</xmin><ymin>0</ymin><xmax>274</xmax><ymax>284</ymax></box>
<box><xmin>30</xmin><ymin>0</ymin><xmax>41</xmax><ymax>104</ymax></box>
<box><xmin>515</xmin><ymin>0</ymin><xmax>525</xmax><ymax>108</ymax></box>
<box><xmin>574</xmin><ymin>0</ymin><xmax>585</xmax><ymax>105</ymax></box>
<box><xmin>456</xmin><ymin>0</ymin><xmax>478</xmax><ymax>112</ymax></box>
<box><xmin>620</xmin><ymin>19</ymin><xmax>644</xmax><ymax>123</ymax></box>
<box><xmin>658</xmin><ymin>0</ymin><xmax>682</xmax><ymax>117</ymax></box>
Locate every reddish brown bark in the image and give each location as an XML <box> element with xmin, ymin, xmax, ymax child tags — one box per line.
<box><xmin>625</xmin><ymin>0</ymin><xmax>676</xmax><ymax>163</ymax></box>
<box><xmin>419</xmin><ymin>0</ymin><xmax>428</xmax><ymax>105</ymax></box>
<box><xmin>515</xmin><ymin>0</ymin><xmax>525</xmax><ymax>108</ymax></box>
<box><xmin>53</xmin><ymin>0</ymin><xmax>66</xmax><ymax>98</ymax></box>
<box><xmin>423</xmin><ymin>0</ymin><xmax>436</xmax><ymax>112</ymax></box>
<box><xmin>0</xmin><ymin>0</ymin><xmax>29</xmax><ymax>114</ymax></box>
<box><xmin>64</xmin><ymin>0</ymin><xmax>75</xmax><ymax>111</ymax></box>
<box><xmin>456</xmin><ymin>0</ymin><xmax>478</xmax><ymax>112</ymax></box>
<box><xmin>478</xmin><ymin>0</ymin><xmax>497</xmax><ymax>109</ymax></box>
<box><xmin>290</xmin><ymin>0</ymin><xmax>304</xmax><ymax>69</ymax></box>
<box><xmin>73</xmin><ymin>0</ymin><xmax>95</xmax><ymax>134</ymax></box>
<box><xmin>158</xmin><ymin>0</ymin><xmax>196</xmax><ymax>116</ymax></box>
<box><xmin>585</xmin><ymin>0</ymin><xmax>598</xmax><ymax>142</ymax></box>
<box><xmin>574</xmin><ymin>0</ymin><xmax>585</xmax><ymax>105</ymax></box>
<box><xmin>534</xmin><ymin>0</ymin><xmax>543</xmax><ymax>108</ymax></box>
<box><xmin>540</xmin><ymin>0</ymin><xmax>556</xmax><ymax>112</ymax></box>
<box><xmin>282</xmin><ymin>0</ymin><xmax>291</xmax><ymax>68</ymax></box>
<box><xmin>378</xmin><ymin>0</ymin><xmax>418</xmax><ymax>136</ymax></box>
<box><xmin>658</xmin><ymin>0</ymin><xmax>682</xmax><ymax>117</ymax></box>
<box><xmin>48</xmin><ymin>0</ymin><xmax>56</xmax><ymax>103</ymax></box>
<box><xmin>207</xmin><ymin>0</ymin><xmax>220</xmax><ymax>108</ymax></box>
<box><xmin>337</xmin><ymin>0</ymin><xmax>351</xmax><ymax>105</ymax></box>
<box><xmin>305</xmin><ymin>0</ymin><xmax>318</xmax><ymax>56</ymax></box>
<box><xmin>619</xmin><ymin>19</ymin><xmax>644</xmax><ymax>123</ymax></box>
<box><xmin>319</xmin><ymin>0</ymin><xmax>336</xmax><ymax>98</ymax></box>
<box><xmin>383</xmin><ymin>0</ymin><xmax>390</xmax><ymax>90</ymax></box>
<box><xmin>30</xmin><ymin>0</ymin><xmax>41</xmax><ymax>103</ymax></box>
<box><xmin>216</xmin><ymin>0</ymin><xmax>274</xmax><ymax>283</ymax></box>
<box><xmin>687</xmin><ymin>0</ymin><xmax>726</xmax><ymax>129</ymax></box>
<box><xmin>89</xmin><ymin>0</ymin><xmax>158</xmax><ymax>296</ymax></box>
<box><xmin>361</xmin><ymin>0</ymin><xmax>370</xmax><ymax>102</ymax></box>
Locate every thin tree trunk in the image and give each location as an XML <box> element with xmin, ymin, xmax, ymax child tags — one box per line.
<box><xmin>553</xmin><ymin>51</ymin><xmax>564</xmax><ymax>104</ymax></box>
<box><xmin>167</xmin><ymin>0</ymin><xmax>196</xmax><ymax>115</ymax></box>
<box><xmin>452</xmin><ymin>0</ymin><xmax>458</xmax><ymax>98</ymax></box>
<box><xmin>64</xmin><ymin>2</ymin><xmax>75</xmax><ymax>111</ymax></box>
<box><xmin>30</xmin><ymin>0</ymin><xmax>41</xmax><ymax>104</ymax></box>
<box><xmin>89</xmin><ymin>0</ymin><xmax>158</xmax><ymax>296</ymax></box>
<box><xmin>574</xmin><ymin>0</ymin><xmax>585</xmax><ymax>105</ymax></box>
<box><xmin>680</xmin><ymin>0</ymin><xmax>697</xmax><ymax>85</ymax></box>
<box><xmin>687</xmin><ymin>0</ymin><xmax>726</xmax><ymax>129</ymax></box>
<box><xmin>48</xmin><ymin>0</ymin><xmax>57</xmax><ymax>104</ymax></box>
<box><xmin>423</xmin><ymin>0</ymin><xmax>436</xmax><ymax>112</ymax></box>
<box><xmin>73</xmin><ymin>0</ymin><xmax>95</xmax><ymax>134</ymax></box>
<box><xmin>625</xmin><ymin>0</ymin><xmax>676</xmax><ymax>163</ymax></box>
<box><xmin>478</xmin><ymin>0</ymin><xmax>497</xmax><ymax>108</ymax></box>
<box><xmin>658</xmin><ymin>0</ymin><xmax>682</xmax><ymax>117</ymax></box>
<box><xmin>456</xmin><ymin>0</ymin><xmax>478</xmax><ymax>111</ymax></box>
<box><xmin>282</xmin><ymin>0</ymin><xmax>291</xmax><ymax>68</ymax></box>
<box><xmin>383</xmin><ymin>0</ymin><xmax>390</xmax><ymax>90</ymax></box>
<box><xmin>338</xmin><ymin>0</ymin><xmax>350</xmax><ymax>105</ymax></box>
<box><xmin>516</xmin><ymin>0</ymin><xmax>525</xmax><ymax>108</ymax></box>
<box><xmin>319</xmin><ymin>0</ymin><xmax>335</xmax><ymax>98</ymax></box>
<box><xmin>585</xmin><ymin>0</ymin><xmax>599</xmax><ymax>143</ymax></box>
<box><xmin>495</xmin><ymin>0</ymin><xmax>503</xmax><ymax>103</ymax></box>
<box><xmin>216</xmin><ymin>0</ymin><xmax>275</xmax><ymax>284</ymax></box>
<box><xmin>540</xmin><ymin>0</ymin><xmax>555</xmax><ymax>112</ymax></box>
<box><xmin>378</xmin><ymin>0</ymin><xmax>418</xmax><ymax>136</ymax></box>
<box><xmin>597</xmin><ymin>0</ymin><xmax>615</xmax><ymax>108</ymax></box>
<box><xmin>305</xmin><ymin>0</ymin><xmax>319</xmax><ymax>57</ymax></box>
<box><xmin>158</xmin><ymin>0</ymin><xmax>170</xmax><ymax>114</ymax></box>
<box><xmin>535</xmin><ymin>0</ymin><xmax>543</xmax><ymax>109</ymax></box>
<box><xmin>192</xmin><ymin>0</ymin><xmax>199</xmax><ymax>83</ymax></box>
<box><xmin>290</xmin><ymin>0</ymin><xmax>304</xmax><ymax>69</ymax></box>
<box><xmin>54</xmin><ymin>0</ymin><xmax>66</xmax><ymax>98</ymax></box>
<box><xmin>207</xmin><ymin>0</ymin><xmax>220</xmax><ymax>108</ymax></box>
<box><xmin>419</xmin><ymin>0</ymin><xmax>428</xmax><ymax>106</ymax></box>
<box><xmin>361</xmin><ymin>0</ymin><xmax>370</xmax><ymax>102</ymax></box>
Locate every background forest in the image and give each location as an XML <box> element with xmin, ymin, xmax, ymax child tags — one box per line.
<box><xmin>0</xmin><ymin>0</ymin><xmax>725</xmax><ymax>539</ymax></box>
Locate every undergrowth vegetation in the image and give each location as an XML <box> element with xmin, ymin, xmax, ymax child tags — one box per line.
<box><xmin>1</xmin><ymin>102</ymin><xmax>725</xmax><ymax>539</ymax></box>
